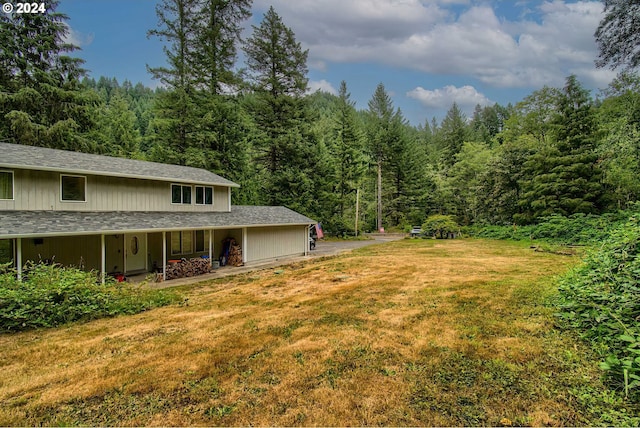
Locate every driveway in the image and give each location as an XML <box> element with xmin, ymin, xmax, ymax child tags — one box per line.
<box><xmin>310</xmin><ymin>233</ymin><xmax>406</xmax><ymax>257</ymax></box>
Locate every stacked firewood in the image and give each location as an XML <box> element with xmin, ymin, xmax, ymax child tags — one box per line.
<box><xmin>164</xmin><ymin>258</ymin><xmax>211</xmax><ymax>280</ymax></box>
<box><xmin>227</xmin><ymin>244</ymin><xmax>243</xmax><ymax>266</ymax></box>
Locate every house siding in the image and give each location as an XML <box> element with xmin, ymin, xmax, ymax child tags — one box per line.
<box><xmin>20</xmin><ymin>235</ymin><xmax>102</xmax><ymax>272</ymax></box>
<box><xmin>246</xmin><ymin>226</ymin><xmax>307</xmax><ymax>263</ymax></box>
<box><xmin>0</xmin><ymin>169</ymin><xmax>231</xmax><ymax>212</ymax></box>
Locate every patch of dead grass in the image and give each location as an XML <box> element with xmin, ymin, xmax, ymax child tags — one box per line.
<box><xmin>0</xmin><ymin>238</ymin><xmax>608</xmax><ymax>426</ymax></box>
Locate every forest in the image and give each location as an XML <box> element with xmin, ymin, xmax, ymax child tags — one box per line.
<box><xmin>1</xmin><ymin>0</ymin><xmax>640</xmax><ymax>236</ymax></box>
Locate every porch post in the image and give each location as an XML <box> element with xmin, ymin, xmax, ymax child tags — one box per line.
<box><xmin>242</xmin><ymin>228</ymin><xmax>247</xmax><ymax>264</ymax></box>
<box><xmin>123</xmin><ymin>235</ymin><xmax>127</xmax><ymax>275</ymax></box>
<box><xmin>208</xmin><ymin>229</ymin><xmax>213</xmax><ymax>267</ymax></box>
<box><xmin>16</xmin><ymin>238</ymin><xmax>22</xmax><ymax>282</ymax></box>
<box><xmin>305</xmin><ymin>225</ymin><xmax>309</xmax><ymax>256</ymax></box>
<box><xmin>162</xmin><ymin>231</ymin><xmax>167</xmax><ymax>281</ymax></box>
<box><xmin>101</xmin><ymin>234</ymin><xmax>106</xmax><ymax>285</ymax></box>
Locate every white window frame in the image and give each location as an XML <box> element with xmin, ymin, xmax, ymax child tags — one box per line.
<box><xmin>0</xmin><ymin>170</ymin><xmax>14</xmax><ymax>200</ymax></box>
<box><xmin>171</xmin><ymin>231</ymin><xmax>193</xmax><ymax>256</ymax></box>
<box><xmin>195</xmin><ymin>186</ymin><xmax>214</xmax><ymax>206</ymax></box>
<box><xmin>171</xmin><ymin>183</ymin><xmax>192</xmax><ymax>205</ymax></box>
<box><xmin>60</xmin><ymin>174</ymin><xmax>87</xmax><ymax>203</ymax></box>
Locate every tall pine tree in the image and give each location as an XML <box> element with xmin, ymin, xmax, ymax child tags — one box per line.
<box><xmin>519</xmin><ymin>76</ymin><xmax>602</xmax><ymax>221</ymax></box>
<box><xmin>192</xmin><ymin>0</ymin><xmax>252</xmax><ymax>94</ymax></box>
<box><xmin>147</xmin><ymin>0</ymin><xmax>199</xmax><ymax>160</ymax></box>
<box><xmin>331</xmin><ymin>81</ymin><xmax>366</xmax><ymax>230</ymax></box>
<box><xmin>147</xmin><ymin>0</ymin><xmax>253</xmax><ymax>186</ymax></box>
<box><xmin>366</xmin><ymin>83</ymin><xmax>395</xmax><ymax>231</ymax></box>
<box><xmin>243</xmin><ymin>6</ymin><xmax>318</xmax><ymax>215</ymax></box>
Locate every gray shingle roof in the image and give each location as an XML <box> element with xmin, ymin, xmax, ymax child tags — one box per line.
<box><xmin>0</xmin><ymin>142</ymin><xmax>239</xmax><ymax>187</ymax></box>
<box><xmin>0</xmin><ymin>206</ymin><xmax>315</xmax><ymax>238</ymax></box>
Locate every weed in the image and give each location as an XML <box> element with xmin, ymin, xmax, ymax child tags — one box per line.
<box><xmin>205</xmin><ymin>404</ymin><xmax>235</xmax><ymax>418</ymax></box>
<box><xmin>293</xmin><ymin>351</ymin><xmax>304</xmax><ymax>365</ymax></box>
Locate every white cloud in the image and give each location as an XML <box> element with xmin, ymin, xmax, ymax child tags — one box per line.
<box><xmin>64</xmin><ymin>25</ymin><xmax>94</xmax><ymax>48</ymax></box>
<box><xmin>407</xmin><ymin>85</ymin><xmax>492</xmax><ymax>109</ymax></box>
<box><xmin>308</xmin><ymin>79</ymin><xmax>338</xmax><ymax>95</ymax></box>
<box><xmin>251</xmin><ymin>0</ymin><xmax>607</xmax><ymax>90</ymax></box>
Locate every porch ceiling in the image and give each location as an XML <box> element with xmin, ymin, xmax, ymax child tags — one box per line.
<box><xmin>0</xmin><ymin>206</ymin><xmax>315</xmax><ymax>238</ymax></box>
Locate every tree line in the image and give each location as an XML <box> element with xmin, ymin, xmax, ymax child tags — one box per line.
<box><xmin>1</xmin><ymin>0</ymin><xmax>640</xmax><ymax>235</ymax></box>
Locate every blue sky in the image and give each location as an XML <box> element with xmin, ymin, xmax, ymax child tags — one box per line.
<box><xmin>58</xmin><ymin>0</ymin><xmax>614</xmax><ymax>125</ymax></box>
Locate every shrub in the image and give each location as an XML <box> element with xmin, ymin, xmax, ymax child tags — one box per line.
<box><xmin>466</xmin><ymin>210</ymin><xmax>634</xmax><ymax>245</ymax></box>
<box><xmin>0</xmin><ymin>263</ymin><xmax>181</xmax><ymax>332</ymax></box>
<box><xmin>422</xmin><ymin>215</ymin><xmax>459</xmax><ymax>239</ymax></box>
<box><xmin>555</xmin><ymin>216</ymin><xmax>640</xmax><ymax>399</ymax></box>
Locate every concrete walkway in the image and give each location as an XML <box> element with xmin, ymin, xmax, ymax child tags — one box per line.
<box><xmin>144</xmin><ymin>233</ymin><xmax>406</xmax><ymax>289</ymax></box>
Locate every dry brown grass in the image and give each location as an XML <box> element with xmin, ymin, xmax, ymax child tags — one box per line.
<box><xmin>0</xmin><ymin>239</ymin><xmax>604</xmax><ymax>426</ymax></box>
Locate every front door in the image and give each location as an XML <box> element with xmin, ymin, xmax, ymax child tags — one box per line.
<box><xmin>125</xmin><ymin>233</ymin><xmax>147</xmax><ymax>273</ymax></box>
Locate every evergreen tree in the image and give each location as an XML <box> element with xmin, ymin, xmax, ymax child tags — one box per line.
<box><xmin>147</xmin><ymin>0</ymin><xmax>198</xmax><ymax>90</ymax></box>
<box><xmin>385</xmin><ymin>114</ymin><xmax>428</xmax><ymax>227</ymax></box>
<box><xmin>519</xmin><ymin>76</ymin><xmax>602</xmax><ymax>222</ymax></box>
<box><xmin>148</xmin><ymin>0</ymin><xmax>252</xmax><ymax>184</ymax></box>
<box><xmin>190</xmin><ymin>94</ymin><xmax>254</xmax><ymax>191</ymax></box>
<box><xmin>192</xmin><ymin>0</ymin><xmax>252</xmax><ymax>94</ymax></box>
<box><xmin>100</xmin><ymin>91</ymin><xmax>142</xmax><ymax>157</ymax></box>
<box><xmin>365</xmin><ymin>84</ymin><xmax>424</xmax><ymax>228</ymax></box>
<box><xmin>470</xmin><ymin>103</ymin><xmax>509</xmax><ymax>144</ymax></box>
<box><xmin>0</xmin><ymin>0</ymin><xmax>98</xmax><ymax>151</ymax></box>
<box><xmin>243</xmin><ymin>6</ymin><xmax>308</xmax><ymax>98</ymax></box>
<box><xmin>147</xmin><ymin>0</ymin><xmax>199</xmax><ymax>161</ymax></box>
<box><xmin>330</xmin><ymin>81</ymin><xmax>366</xmax><ymax>231</ymax></box>
<box><xmin>366</xmin><ymin>83</ymin><xmax>395</xmax><ymax>231</ymax></box>
<box><xmin>478</xmin><ymin>135</ymin><xmax>537</xmax><ymax>224</ymax></box>
<box><xmin>243</xmin><ymin>6</ymin><xmax>318</xmax><ymax>215</ymax></box>
<box><xmin>438</xmin><ymin>103</ymin><xmax>469</xmax><ymax>166</ymax></box>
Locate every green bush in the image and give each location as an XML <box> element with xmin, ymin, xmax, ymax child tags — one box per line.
<box><xmin>555</xmin><ymin>217</ymin><xmax>640</xmax><ymax>399</ymax></box>
<box><xmin>0</xmin><ymin>263</ymin><xmax>181</xmax><ymax>332</ymax></box>
<box><xmin>422</xmin><ymin>215</ymin><xmax>459</xmax><ymax>239</ymax></box>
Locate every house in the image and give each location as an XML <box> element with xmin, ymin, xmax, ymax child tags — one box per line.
<box><xmin>0</xmin><ymin>142</ymin><xmax>315</xmax><ymax>281</ymax></box>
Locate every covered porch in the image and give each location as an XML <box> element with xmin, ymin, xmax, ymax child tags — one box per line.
<box><xmin>0</xmin><ymin>207</ymin><xmax>314</xmax><ymax>283</ymax></box>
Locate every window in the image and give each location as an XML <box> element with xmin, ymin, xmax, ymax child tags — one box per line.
<box><xmin>195</xmin><ymin>230</ymin><xmax>207</xmax><ymax>252</ymax></box>
<box><xmin>0</xmin><ymin>239</ymin><xmax>13</xmax><ymax>264</ymax></box>
<box><xmin>0</xmin><ymin>170</ymin><xmax>13</xmax><ymax>200</ymax></box>
<box><xmin>171</xmin><ymin>231</ymin><xmax>193</xmax><ymax>255</ymax></box>
<box><xmin>195</xmin><ymin>186</ymin><xmax>213</xmax><ymax>205</ymax></box>
<box><xmin>171</xmin><ymin>184</ymin><xmax>192</xmax><ymax>204</ymax></box>
<box><xmin>61</xmin><ymin>175</ymin><xmax>86</xmax><ymax>202</ymax></box>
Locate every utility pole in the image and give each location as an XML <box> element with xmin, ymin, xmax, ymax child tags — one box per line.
<box><xmin>377</xmin><ymin>161</ymin><xmax>382</xmax><ymax>232</ymax></box>
<box><xmin>355</xmin><ymin>188</ymin><xmax>360</xmax><ymax>237</ymax></box>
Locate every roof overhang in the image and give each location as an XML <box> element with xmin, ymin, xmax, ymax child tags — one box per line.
<box><xmin>0</xmin><ymin>207</ymin><xmax>316</xmax><ymax>239</ymax></box>
<box><xmin>1</xmin><ymin>164</ymin><xmax>241</xmax><ymax>188</ymax></box>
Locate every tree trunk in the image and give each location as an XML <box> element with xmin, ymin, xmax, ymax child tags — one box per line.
<box><xmin>377</xmin><ymin>160</ymin><xmax>382</xmax><ymax>232</ymax></box>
